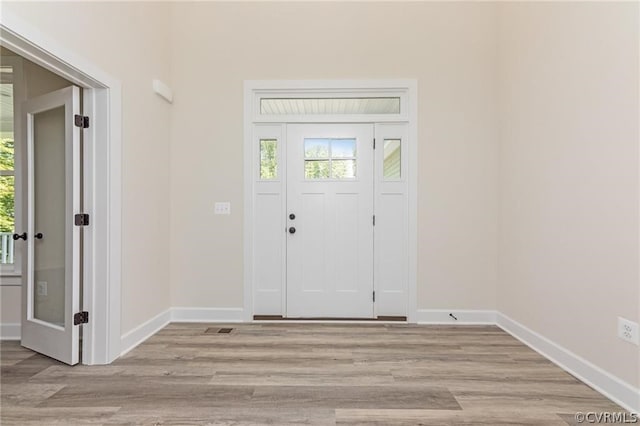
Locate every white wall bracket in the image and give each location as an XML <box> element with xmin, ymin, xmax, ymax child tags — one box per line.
<box><xmin>152</xmin><ymin>79</ymin><xmax>173</xmax><ymax>104</ymax></box>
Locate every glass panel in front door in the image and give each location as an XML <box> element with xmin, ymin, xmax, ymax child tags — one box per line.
<box><xmin>303</xmin><ymin>138</ymin><xmax>357</xmax><ymax>179</ymax></box>
<box><xmin>32</xmin><ymin>106</ymin><xmax>66</xmax><ymax>326</ymax></box>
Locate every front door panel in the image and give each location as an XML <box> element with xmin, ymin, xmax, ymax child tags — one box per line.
<box><xmin>286</xmin><ymin>124</ymin><xmax>374</xmax><ymax>318</ymax></box>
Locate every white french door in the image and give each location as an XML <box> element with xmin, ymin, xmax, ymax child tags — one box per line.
<box><xmin>286</xmin><ymin>124</ymin><xmax>374</xmax><ymax>318</ymax></box>
<box><xmin>20</xmin><ymin>86</ymin><xmax>82</xmax><ymax>365</ymax></box>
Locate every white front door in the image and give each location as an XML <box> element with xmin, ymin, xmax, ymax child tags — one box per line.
<box><xmin>286</xmin><ymin>124</ymin><xmax>374</xmax><ymax>318</ymax></box>
<box><xmin>20</xmin><ymin>86</ymin><xmax>82</xmax><ymax>365</ymax></box>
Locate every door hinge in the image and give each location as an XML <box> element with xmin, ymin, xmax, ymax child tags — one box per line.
<box><xmin>74</xmin><ymin>114</ymin><xmax>89</xmax><ymax>129</ymax></box>
<box><xmin>74</xmin><ymin>311</ymin><xmax>89</xmax><ymax>325</ymax></box>
<box><xmin>373</xmin><ymin>138</ymin><xmax>376</xmax><ymax>149</ymax></box>
<box><xmin>373</xmin><ymin>291</ymin><xmax>376</xmax><ymax>302</ymax></box>
<box><xmin>373</xmin><ymin>215</ymin><xmax>376</xmax><ymax>226</ymax></box>
<box><xmin>74</xmin><ymin>213</ymin><xmax>90</xmax><ymax>226</ymax></box>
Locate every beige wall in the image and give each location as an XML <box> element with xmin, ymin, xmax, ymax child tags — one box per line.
<box><xmin>2</xmin><ymin>1</ymin><xmax>173</xmax><ymax>334</ymax></box>
<box><xmin>0</xmin><ymin>286</ymin><xmax>20</xmax><ymax>324</ymax></box>
<box><xmin>23</xmin><ymin>59</ymin><xmax>71</xmax><ymax>98</ymax></box>
<box><xmin>169</xmin><ymin>2</ymin><xmax>500</xmax><ymax>310</ymax></box>
<box><xmin>497</xmin><ymin>2</ymin><xmax>639</xmax><ymax>387</ymax></box>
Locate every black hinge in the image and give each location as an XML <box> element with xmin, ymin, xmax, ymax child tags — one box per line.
<box><xmin>373</xmin><ymin>138</ymin><xmax>376</xmax><ymax>149</ymax></box>
<box><xmin>74</xmin><ymin>114</ymin><xmax>89</xmax><ymax>128</ymax></box>
<box><xmin>74</xmin><ymin>311</ymin><xmax>89</xmax><ymax>325</ymax></box>
<box><xmin>373</xmin><ymin>215</ymin><xmax>376</xmax><ymax>226</ymax></box>
<box><xmin>74</xmin><ymin>213</ymin><xmax>90</xmax><ymax>226</ymax></box>
<box><xmin>373</xmin><ymin>291</ymin><xmax>376</xmax><ymax>302</ymax></box>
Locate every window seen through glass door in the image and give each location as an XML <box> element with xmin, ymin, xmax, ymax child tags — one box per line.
<box><xmin>0</xmin><ymin>65</ymin><xmax>15</xmax><ymax>266</ymax></box>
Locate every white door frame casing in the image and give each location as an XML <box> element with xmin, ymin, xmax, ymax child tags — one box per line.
<box><xmin>1</xmin><ymin>10</ymin><xmax>122</xmax><ymax>363</ymax></box>
<box><xmin>243</xmin><ymin>80</ymin><xmax>418</xmax><ymax>322</ymax></box>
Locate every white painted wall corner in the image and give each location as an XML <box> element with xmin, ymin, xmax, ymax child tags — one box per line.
<box><xmin>119</xmin><ymin>309</ymin><xmax>171</xmax><ymax>357</ymax></box>
<box><xmin>118</xmin><ymin>307</ymin><xmax>244</xmax><ymax>357</ymax></box>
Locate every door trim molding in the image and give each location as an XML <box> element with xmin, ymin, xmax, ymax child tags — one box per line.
<box><xmin>1</xmin><ymin>10</ymin><xmax>122</xmax><ymax>364</ymax></box>
<box><xmin>243</xmin><ymin>80</ymin><xmax>418</xmax><ymax>322</ymax></box>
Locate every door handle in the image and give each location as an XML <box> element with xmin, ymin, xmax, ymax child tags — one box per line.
<box><xmin>35</xmin><ymin>233</ymin><xmax>44</xmax><ymax>240</ymax></box>
<box><xmin>288</xmin><ymin>227</ymin><xmax>296</xmax><ymax>234</ymax></box>
<box><xmin>12</xmin><ymin>232</ymin><xmax>27</xmax><ymax>241</ymax></box>
<box><xmin>289</xmin><ymin>213</ymin><xmax>296</xmax><ymax>220</ymax></box>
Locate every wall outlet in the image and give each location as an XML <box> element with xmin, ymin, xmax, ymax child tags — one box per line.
<box><xmin>617</xmin><ymin>317</ymin><xmax>639</xmax><ymax>345</ymax></box>
<box><xmin>37</xmin><ymin>281</ymin><xmax>48</xmax><ymax>297</ymax></box>
<box><xmin>214</xmin><ymin>202</ymin><xmax>231</xmax><ymax>215</ymax></box>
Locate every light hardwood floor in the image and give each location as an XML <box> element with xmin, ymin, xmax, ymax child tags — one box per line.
<box><xmin>0</xmin><ymin>323</ymin><xmax>624</xmax><ymax>425</ymax></box>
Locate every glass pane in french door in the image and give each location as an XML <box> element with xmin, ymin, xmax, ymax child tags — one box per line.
<box><xmin>32</xmin><ymin>106</ymin><xmax>66</xmax><ymax>326</ymax></box>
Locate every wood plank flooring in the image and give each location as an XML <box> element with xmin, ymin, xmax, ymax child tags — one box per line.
<box><xmin>0</xmin><ymin>323</ymin><xmax>624</xmax><ymax>425</ymax></box>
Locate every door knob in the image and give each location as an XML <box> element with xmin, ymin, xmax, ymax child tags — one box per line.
<box><xmin>35</xmin><ymin>233</ymin><xmax>43</xmax><ymax>240</ymax></box>
<box><xmin>12</xmin><ymin>232</ymin><xmax>27</xmax><ymax>241</ymax></box>
<box><xmin>288</xmin><ymin>227</ymin><xmax>296</xmax><ymax>234</ymax></box>
<box><xmin>289</xmin><ymin>213</ymin><xmax>296</xmax><ymax>220</ymax></box>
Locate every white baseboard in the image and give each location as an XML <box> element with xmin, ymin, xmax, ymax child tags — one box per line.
<box><xmin>416</xmin><ymin>309</ymin><xmax>497</xmax><ymax>324</ymax></box>
<box><xmin>1</xmin><ymin>323</ymin><xmax>20</xmax><ymax>340</ymax></box>
<box><xmin>497</xmin><ymin>313</ymin><xmax>639</xmax><ymax>413</ymax></box>
<box><xmin>171</xmin><ymin>307</ymin><xmax>244</xmax><ymax>323</ymax></box>
<box><xmin>120</xmin><ymin>309</ymin><xmax>171</xmax><ymax>357</ymax></box>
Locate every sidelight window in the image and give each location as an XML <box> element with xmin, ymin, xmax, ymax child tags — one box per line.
<box><xmin>383</xmin><ymin>139</ymin><xmax>401</xmax><ymax>179</ymax></box>
<box><xmin>259</xmin><ymin>139</ymin><xmax>278</xmax><ymax>180</ymax></box>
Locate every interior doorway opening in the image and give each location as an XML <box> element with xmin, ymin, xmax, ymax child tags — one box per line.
<box><xmin>1</xmin><ymin>14</ymin><xmax>122</xmax><ymax>364</ymax></box>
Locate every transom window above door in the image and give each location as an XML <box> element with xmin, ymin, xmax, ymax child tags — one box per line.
<box><xmin>304</xmin><ymin>138</ymin><xmax>357</xmax><ymax>179</ymax></box>
<box><xmin>249</xmin><ymin>85</ymin><xmax>411</xmax><ymax>123</ymax></box>
<box><xmin>261</xmin><ymin>97</ymin><xmax>400</xmax><ymax>115</ymax></box>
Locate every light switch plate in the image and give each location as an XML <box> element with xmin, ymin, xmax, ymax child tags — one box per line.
<box><xmin>214</xmin><ymin>202</ymin><xmax>231</xmax><ymax>215</ymax></box>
